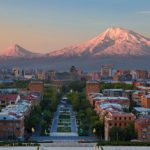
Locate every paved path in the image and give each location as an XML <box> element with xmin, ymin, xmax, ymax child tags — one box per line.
<box><xmin>0</xmin><ymin>147</ymin><xmax>37</xmax><ymax>150</ymax></box>
<box><xmin>102</xmin><ymin>146</ymin><xmax>150</xmax><ymax>150</ymax></box>
<box><xmin>32</xmin><ymin>134</ymin><xmax>97</xmax><ymax>142</ymax></box>
<box><xmin>1</xmin><ymin>146</ymin><xmax>150</xmax><ymax>150</ymax></box>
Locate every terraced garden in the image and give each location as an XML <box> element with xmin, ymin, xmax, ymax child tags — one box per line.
<box><xmin>57</xmin><ymin>107</ymin><xmax>71</xmax><ymax>132</ymax></box>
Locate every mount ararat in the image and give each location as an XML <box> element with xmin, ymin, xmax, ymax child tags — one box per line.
<box><xmin>0</xmin><ymin>27</ymin><xmax>150</xmax><ymax>70</ymax></box>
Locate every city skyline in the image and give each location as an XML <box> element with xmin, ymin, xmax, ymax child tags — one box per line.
<box><xmin>0</xmin><ymin>0</ymin><xmax>150</xmax><ymax>53</ymax></box>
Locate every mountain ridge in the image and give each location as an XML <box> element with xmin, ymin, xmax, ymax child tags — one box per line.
<box><xmin>0</xmin><ymin>27</ymin><xmax>150</xmax><ymax>58</ymax></box>
<box><xmin>47</xmin><ymin>27</ymin><xmax>150</xmax><ymax>57</ymax></box>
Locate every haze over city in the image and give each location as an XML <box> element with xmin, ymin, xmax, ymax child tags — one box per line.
<box><xmin>0</xmin><ymin>0</ymin><xmax>150</xmax><ymax>53</ymax></box>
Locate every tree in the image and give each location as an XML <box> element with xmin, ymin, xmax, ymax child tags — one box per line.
<box><xmin>109</xmin><ymin>123</ymin><xmax>137</xmax><ymax>141</ymax></box>
<box><xmin>40</xmin><ymin>120</ymin><xmax>47</xmax><ymax>135</ymax></box>
<box><xmin>91</xmin><ymin>120</ymin><xmax>104</xmax><ymax>139</ymax></box>
<box><xmin>24</xmin><ymin>105</ymin><xmax>42</xmax><ymax>133</ymax></box>
<box><xmin>67</xmin><ymin>92</ymin><xmax>80</xmax><ymax>111</ymax></box>
<box><xmin>109</xmin><ymin>127</ymin><xmax>125</xmax><ymax>141</ymax></box>
<box><xmin>43</xmin><ymin>110</ymin><xmax>52</xmax><ymax>123</ymax></box>
<box><xmin>124</xmin><ymin>122</ymin><xmax>137</xmax><ymax>141</ymax></box>
<box><xmin>100</xmin><ymin>82</ymin><xmax>134</xmax><ymax>92</ymax></box>
<box><xmin>69</xmin><ymin>81</ymin><xmax>86</xmax><ymax>92</ymax></box>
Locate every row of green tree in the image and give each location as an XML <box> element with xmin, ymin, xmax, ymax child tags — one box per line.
<box><xmin>67</xmin><ymin>81</ymin><xmax>104</xmax><ymax>138</ymax></box>
<box><xmin>109</xmin><ymin>123</ymin><xmax>137</xmax><ymax>141</ymax></box>
<box><xmin>100</xmin><ymin>82</ymin><xmax>135</xmax><ymax>92</ymax></box>
<box><xmin>25</xmin><ymin>86</ymin><xmax>61</xmax><ymax>137</ymax></box>
<box><xmin>0</xmin><ymin>80</ymin><xmax>30</xmax><ymax>89</ymax></box>
<box><xmin>62</xmin><ymin>81</ymin><xmax>86</xmax><ymax>93</ymax></box>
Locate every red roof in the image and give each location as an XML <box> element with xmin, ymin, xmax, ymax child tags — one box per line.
<box><xmin>0</xmin><ymin>94</ymin><xmax>18</xmax><ymax>102</ymax></box>
<box><xmin>21</xmin><ymin>94</ymin><xmax>38</xmax><ymax>101</ymax></box>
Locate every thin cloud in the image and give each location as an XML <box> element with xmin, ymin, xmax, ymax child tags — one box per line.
<box><xmin>137</xmin><ymin>11</ymin><xmax>150</xmax><ymax>15</ymax></box>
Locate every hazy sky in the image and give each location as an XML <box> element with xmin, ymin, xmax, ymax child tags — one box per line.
<box><xmin>0</xmin><ymin>0</ymin><xmax>150</xmax><ymax>53</ymax></box>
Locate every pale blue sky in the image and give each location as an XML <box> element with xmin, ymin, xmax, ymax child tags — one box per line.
<box><xmin>0</xmin><ymin>0</ymin><xmax>150</xmax><ymax>53</ymax></box>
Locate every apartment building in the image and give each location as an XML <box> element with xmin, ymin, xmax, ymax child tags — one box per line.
<box><xmin>135</xmin><ymin>115</ymin><xmax>150</xmax><ymax>141</ymax></box>
<box><xmin>104</xmin><ymin>111</ymin><xmax>135</xmax><ymax>141</ymax></box>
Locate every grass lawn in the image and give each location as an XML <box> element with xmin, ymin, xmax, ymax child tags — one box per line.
<box><xmin>57</xmin><ymin>126</ymin><xmax>71</xmax><ymax>132</ymax></box>
<box><xmin>57</xmin><ymin>107</ymin><xmax>72</xmax><ymax>133</ymax></box>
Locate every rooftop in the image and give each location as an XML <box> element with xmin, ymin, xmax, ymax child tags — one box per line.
<box><xmin>0</xmin><ymin>94</ymin><xmax>19</xmax><ymax>102</ymax></box>
<box><xmin>86</xmin><ymin>81</ymin><xmax>99</xmax><ymax>84</ymax></box>
<box><xmin>93</xmin><ymin>96</ymin><xmax>128</xmax><ymax>100</ymax></box>
<box><xmin>135</xmin><ymin>115</ymin><xmax>150</xmax><ymax>124</ymax></box>
<box><xmin>145</xmin><ymin>94</ymin><xmax>150</xmax><ymax>99</ymax></box>
<box><xmin>103</xmin><ymin>89</ymin><xmax>124</xmax><ymax>92</ymax></box>
<box><xmin>134</xmin><ymin>107</ymin><xmax>150</xmax><ymax>112</ymax></box>
<box><xmin>100</xmin><ymin>103</ymin><xmax>122</xmax><ymax>110</ymax></box>
<box><xmin>0</xmin><ymin>113</ymin><xmax>18</xmax><ymax>120</ymax></box>
<box><xmin>109</xmin><ymin>111</ymin><xmax>135</xmax><ymax>117</ymax></box>
<box><xmin>1</xmin><ymin>100</ymin><xmax>31</xmax><ymax>119</ymax></box>
<box><xmin>137</xmin><ymin>86</ymin><xmax>150</xmax><ymax>90</ymax></box>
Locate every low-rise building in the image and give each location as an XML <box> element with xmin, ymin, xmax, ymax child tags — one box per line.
<box><xmin>137</xmin><ymin>86</ymin><xmax>150</xmax><ymax>93</ymax></box>
<box><xmin>102</xmin><ymin>89</ymin><xmax>125</xmax><ymax>97</ymax></box>
<box><xmin>1</xmin><ymin>101</ymin><xmax>31</xmax><ymax>117</ymax></box>
<box><xmin>28</xmin><ymin>81</ymin><xmax>44</xmax><ymax>93</ymax></box>
<box><xmin>86</xmin><ymin>81</ymin><xmax>100</xmax><ymax>99</ymax></box>
<box><xmin>135</xmin><ymin>115</ymin><xmax>150</xmax><ymax>141</ymax></box>
<box><xmin>141</xmin><ymin>94</ymin><xmax>150</xmax><ymax>108</ymax></box>
<box><xmin>0</xmin><ymin>94</ymin><xmax>20</xmax><ymax>108</ymax></box>
<box><xmin>37</xmin><ymin>71</ymin><xmax>46</xmax><ymax>80</ymax></box>
<box><xmin>95</xmin><ymin>103</ymin><xmax>123</xmax><ymax>122</ymax></box>
<box><xmin>132</xmin><ymin>91</ymin><xmax>145</xmax><ymax>105</ymax></box>
<box><xmin>0</xmin><ymin>114</ymin><xmax>24</xmax><ymax>140</ymax></box>
<box><xmin>94</xmin><ymin>96</ymin><xmax>129</xmax><ymax>108</ymax></box>
<box><xmin>133</xmin><ymin>107</ymin><xmax>150</xmax><ymax>117</ymax></box>
<box><xmin>104</xmin><ymin>111</ymin><xmax>135</xmax><ymax>141</ymax></box>
<box><xmin>88</xmin><ymin>92</ymin><xmax>103</xmax><ymax>106</ymax></box>
<box><xmin>0</xmin><ymin>101</ymin><xmax>31</xmax><ymax>140</ymax></box>
<box><xmin>21</xmin><ymin>92</ymin><xmax>41</xmax><ymax>106</ymax></box>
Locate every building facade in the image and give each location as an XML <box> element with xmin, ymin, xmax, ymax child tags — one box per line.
<box><xmin>104</xmin><ymin>111</ymin><xmax>135</xmax><ymax>141</ymax></box>
<box><xmin>135</xmin><ymin>116</ymin><xmax>150</xmax><ymax>141</ymax></box>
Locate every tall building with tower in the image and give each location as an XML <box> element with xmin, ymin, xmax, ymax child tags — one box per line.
<box><xmin>100</xmin><ymin>64</ymin><xmax>114</xmax><ymax>78</ymax></box>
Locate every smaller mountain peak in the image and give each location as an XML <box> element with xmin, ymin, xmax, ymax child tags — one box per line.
<box><xmin>14</xmin><ymin>43</ymin><xmax>19</xmax><ymax>47</ymax></box>
<box><xmin>14</xmin><ymin>44</ymin><xmax>21</xmax><ymax>48</ymax></box>
<box><xmin>7</xmin><ymin>44</ymin><xmax>20</xmax><ymax>49</ymax></box>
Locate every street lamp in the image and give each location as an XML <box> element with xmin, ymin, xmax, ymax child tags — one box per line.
<box><xmin>93</xmin><ymin>128</ymin><xmax>96</xmax><ymax>135</ymax></box>
<box><xmin>12</xmin><ymin>117</ymin><xmax>15</xmax><ymax>146</ymax></box>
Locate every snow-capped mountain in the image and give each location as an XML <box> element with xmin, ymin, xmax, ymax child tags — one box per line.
<box><xmin>0</xmin><ymin>44</ymin><xmax>41</xmax><ymax>58</ymax></box>
<box><xmin>1</xmin><ymin>27</ymin><xmax>150</xmax><ymax>59</ymax></box>
<box><xmin>48</xmin><ymin>27</ymin><xmax>150</xmax><ymax>57</ymax></box>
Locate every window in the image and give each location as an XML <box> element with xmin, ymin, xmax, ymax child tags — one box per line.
<box><xmin>16</xmin><ymin>123</ymin><xmax>19</xmax><ymax>128</ymax></box>
<box><xmin>124</xmin><ymin>117</ymin><xmax>126</xmax><ymax>120</ymax></box>
<box><xmin>119</xmin><ymin>117</ymin><xmax>121</xmax><ymax>120</ymax></box>
<box><xmin>115</xmin><ymin>123</ymin><xmax>117</xmax><ymax>126</ymax></box>
<box><xmin>109</xmin><ymin>123</ymin><xmax>112</xmax><ymax>126</ymax></box>
<box><xmin>119</xmin><ymin>123</ymin><xmax>122</xmax><ymax>126</ymax></box>
<box><xmin>115</xmin><ymin>117</ymin><xmax>117</xmax><ymax>120</ymax></box>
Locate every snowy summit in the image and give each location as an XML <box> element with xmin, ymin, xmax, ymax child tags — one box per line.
<box><xmin>48</xmin><ymin>27</ymin><xmax>150</xmax><ymax>57</ymax></box>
